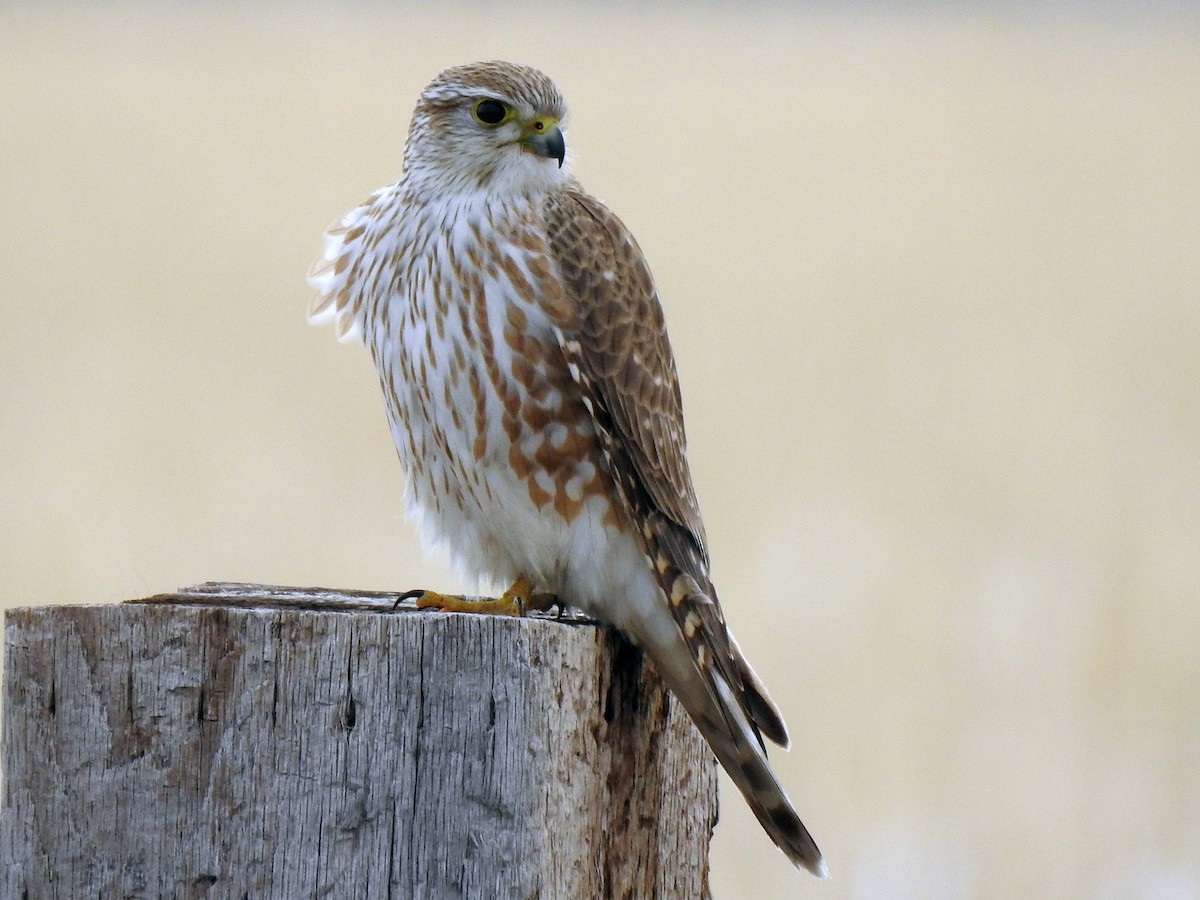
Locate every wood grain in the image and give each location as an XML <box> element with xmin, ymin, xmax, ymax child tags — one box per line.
<box><xmin>1</xmin><ymin>584</ymin><xmax>716</xmax><ymax>898</ymax></box>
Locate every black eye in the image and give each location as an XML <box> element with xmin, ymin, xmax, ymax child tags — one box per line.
<box><xmin>473</xmin><ymin>99</ymin><xmax>507</xmax><ymax>125</ymax></box>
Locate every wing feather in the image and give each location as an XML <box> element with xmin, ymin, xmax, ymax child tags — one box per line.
<box><xmin>542</xmin><ymin>189</ymin><xmax>821</xmax><ymax>869</ymax></box>
<box><xmin>542</xmin><ymin>184</ymin><xmax>797</xmax><ymax>750</ymax></box>
<box><xmin>542</xmin><ymin>185</ymin><xmax>708</xmax><ymax>564</ymax></box>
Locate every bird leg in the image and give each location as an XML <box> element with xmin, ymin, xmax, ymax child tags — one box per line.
<box><xmin>399</xmin><ymin>577</ymin><xmax>559</xmax><ymax>617</ymax></box>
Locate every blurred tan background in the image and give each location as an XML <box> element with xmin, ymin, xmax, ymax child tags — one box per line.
<box><xmin>2</xmin><ymin>4</ymin><xmax>1198</xmax><ymax>897</ymax></box>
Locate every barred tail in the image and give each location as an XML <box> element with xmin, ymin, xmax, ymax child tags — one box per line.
<box><xmin>706</xmin><ymin>666</ymin><xmax>826</xmax><ymax>876</ymax></box>
<box><xmin>628</xmin><ymin>599</ymin><xmax>827</xmax><ymax>877</ymax></box>
<box><xmin>620</xmin><ymin>518</ymin><xmax>827</xmax><ymax>875</ymax></box>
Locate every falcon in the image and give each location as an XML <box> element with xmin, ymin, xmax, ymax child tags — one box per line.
<box><xmin>308</xmin><ymin>61</ymin><xmax>825</xmax><ymax>876</ymax></box>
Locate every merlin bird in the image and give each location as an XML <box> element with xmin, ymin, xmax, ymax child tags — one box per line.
<box><xmin>308</xmin><ymin>61</ymin><xmax>825</xmax><ymax>877</ymax></box>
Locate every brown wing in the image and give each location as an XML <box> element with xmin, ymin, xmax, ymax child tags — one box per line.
<box><xmin>542</xmin><ymin>184</ymin><xmax>823</xmax><ymax>873</ymax></box>
<box><xmin>543</xmin><ymin>186</ymin><xmax>821</xmax><ymax>873</ymax></box>
<box><xmin>542</xmin><ymin>184</ymin><xmax>708</xmax><ymax>565</ymax></box>
<box><xmin>542</xmin><ymin>181</ymin><xmax>792</xmax><ymax>744</ymax></box>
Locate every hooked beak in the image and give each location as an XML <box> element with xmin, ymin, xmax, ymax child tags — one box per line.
<box><xmin>522</xmin><ymin>119</ymin><xmax>565</xmax><ymax>168</ymax></box>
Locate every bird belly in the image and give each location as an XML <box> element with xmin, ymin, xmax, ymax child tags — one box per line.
<box><xmin>374</xmin><ymin>262</ymin><xmax>652</xmax><ymax>616</ymax></box>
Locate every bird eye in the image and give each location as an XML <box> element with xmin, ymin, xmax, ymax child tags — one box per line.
<box><xmin>472</xmin><ymin>99</ymin><xmax>509</xmax><ymax>126</ymax></box>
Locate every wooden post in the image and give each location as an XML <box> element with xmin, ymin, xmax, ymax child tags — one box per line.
<box><xmin>1</xmin><ymin>583</ymin><xmax>716</xmax><ymax>898</ymax></box>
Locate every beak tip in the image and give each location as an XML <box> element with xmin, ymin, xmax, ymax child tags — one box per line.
<box><xmin>550</xmin><ymin>129</ymin><xmax>566</xmax><ymax>169</ymax></box>
<box><xmin>523</xmin><ymin>123</ymin><xmax>566</xmax><ymax>169</ymax></box>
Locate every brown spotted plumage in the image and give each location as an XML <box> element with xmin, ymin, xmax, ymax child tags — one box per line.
<box><xmin>308</xmin><ymin>61</ymin><xmax>825</xmax><ymax>876</ymax></box>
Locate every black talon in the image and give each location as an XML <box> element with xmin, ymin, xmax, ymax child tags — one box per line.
<box><xmin>394</xmin><ymin>589</ymin><xmax>427</xmax><ymax>610</ymax></box>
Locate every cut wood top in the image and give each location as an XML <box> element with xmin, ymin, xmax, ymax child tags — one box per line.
<box><xmin>131</xmin><ymin>581</ymin><xmax>598</xmax><ymax>625</ymax></box>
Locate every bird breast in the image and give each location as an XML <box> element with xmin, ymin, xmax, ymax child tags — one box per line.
<box><xmin>365</xmin><ymin>193</ymin><xmax>624</xmax><ymax>589</ymax></box>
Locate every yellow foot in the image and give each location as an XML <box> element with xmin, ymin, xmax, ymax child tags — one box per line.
<box><xmin>398</xmin><ymin>578</ymin><xmax>559</xmax><ymax>617</ymax></box>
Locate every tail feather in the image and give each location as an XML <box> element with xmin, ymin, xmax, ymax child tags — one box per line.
<box><xmin>729</xmin><ymin>632</ymin><xmax>790</xmax><ymax>749</ymax></box>
<box><xmin>708</xmin><ymin>669</ymin><xmax>826</xmax><ymax>877</ymax></box>
<box><xmin>633</xmin><ymin>603</ymin><xmax>827</xmax><ymax>877</ymax></box>
<box><xmin>638</xmin><ymin>520</ymin><xmax>826</xmax><ymax>875</ymax></box>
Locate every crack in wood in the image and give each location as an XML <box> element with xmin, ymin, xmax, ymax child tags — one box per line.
<box><xmin>1</xmin><ymin>583</ymin><xmax>715</xmax><ymax>897</ymax></box>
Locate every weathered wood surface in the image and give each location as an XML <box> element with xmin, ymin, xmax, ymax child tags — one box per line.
<box><xmin>1</xmin><ymin>583</ymin><xmax>716</xmax><ymax>899</ymax></box>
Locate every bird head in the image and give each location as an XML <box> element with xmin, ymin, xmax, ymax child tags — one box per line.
<box><xmin>403</xmin><ymin>61</ymin><xmax>569</xmax><ymax>198</ymax></box>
